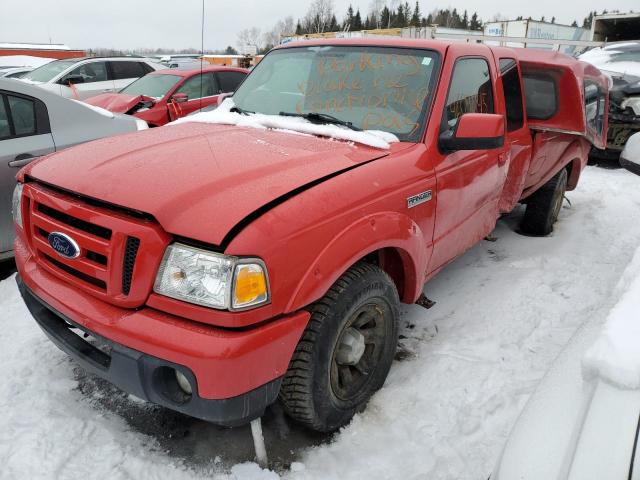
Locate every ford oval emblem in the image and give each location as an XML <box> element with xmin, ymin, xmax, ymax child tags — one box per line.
<box><xmin>48</xmin><ymin>232</ymin><xmax>81</xmax><ymax>259</ymax></box>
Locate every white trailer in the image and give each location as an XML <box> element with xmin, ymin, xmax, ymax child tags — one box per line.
<box><xmin>484</xmin><ymin>20</ymin><xmax>590</xmax><ymax>55</ymax></box>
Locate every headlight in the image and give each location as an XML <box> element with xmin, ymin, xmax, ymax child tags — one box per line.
<box><xmin>154</xmin><ymin>243</ymin><xmax>270</xmax><ymax>310</ymax></box>
<box><xmin>12</xmin><ymin>183</ymin><xmax>23</xmax><ymax>228</ymax></box>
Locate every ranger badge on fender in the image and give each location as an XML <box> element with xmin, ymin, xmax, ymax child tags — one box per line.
<box><xmin>407</xmin><ymin>190</ymin><xmax>432</xmax><ymax>209</ymax></box>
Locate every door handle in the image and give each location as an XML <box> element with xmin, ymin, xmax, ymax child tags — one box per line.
<box><xmin>9</xmin><ymin>153</ymin><xmax>39</xmax><ymax>168</ymax></box>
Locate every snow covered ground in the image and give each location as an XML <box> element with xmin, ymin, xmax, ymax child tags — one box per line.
<box><xmin>1</xmin><ymin>166</ymin><xmax>640</xmax><ymax>480</ymax></box>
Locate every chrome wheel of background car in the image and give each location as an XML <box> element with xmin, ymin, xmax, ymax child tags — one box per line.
<box><xmin>330</xmin><ymin>301</ymin><xmax>389</xmax><ymax>402</ymax></box>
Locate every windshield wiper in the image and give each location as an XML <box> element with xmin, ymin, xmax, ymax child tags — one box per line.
<box><xmin>279</xmin><ymin>111</ymin><xmax>362</xmax><ymax>131</ymax></box>
<box><xmin>230</xmin><ymin>105</ymin><xmax>255</xmax><ymax>115</ymax></box>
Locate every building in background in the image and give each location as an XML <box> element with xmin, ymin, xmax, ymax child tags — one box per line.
<box><xmin>590</xmin><ymin>12</ymin><xmax>640</xmax><ymax>42</ymax></box>
<box><xmin>484</xmin><ymin>20</ymin><xmax>589</xmax><ymax>55</ymax></box>
<box><xmin>0</xmin><ymin>43</ymin><xmax>85</xmax><ymax>59</ymax></box>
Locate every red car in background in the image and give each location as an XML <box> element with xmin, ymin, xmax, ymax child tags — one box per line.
<box><xmin>85</xmin><ymin>66</ymin><xmax>248</xmax><ymax>126</ymax></box>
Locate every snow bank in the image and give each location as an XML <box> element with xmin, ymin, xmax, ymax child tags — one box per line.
<box><xmin>583</xmin><ymin>246</ymin><xmax>640</xmax><ymax>389</ymax></box>
<box><xmin>170</xmin><ymin>99</ymin><xmax>399</xmax><ymax>150</ymax></box>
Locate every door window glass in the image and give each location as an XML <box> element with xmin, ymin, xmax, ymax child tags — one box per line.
<box><xmin>585</xmin><ymin>81</ymin><xmax>606</xmax><ymax>135</ymax></box>
<box><xmin>441</xmin><ymin>58</ymin><xmax>494</xmax><ymax>134</ymax></box>
<box><xmin>217</xmin><ymin>71</ymin><xmax>247</xmax><ymax>92</ymax></box>
<box><xmin>176</xmin><ymin>73</ymin><xmax>217</xmax><ymax>99</ymax></box>
<box><xmin>110</xmin><ymin>61</ymin><xmax>146</xmax><ymax>80</ymax></box>
<box><xmin>65</xmin><ymin>62</ymin><xmax>108</xmax><ymax>83</ymax></box>
<box><xmin>499</xmin><ymin>58</ymin><xmax>524</xmax><ymax>131</ymax></box>
<box><xmin>8</xmin><ymin>95</ymin><xmax>36</xmax><ymax>136</ymax></box>
<box><xmin>0</xmin><ymin>97</ymin><xmax>10</xmax><ymax>139</ymax></box>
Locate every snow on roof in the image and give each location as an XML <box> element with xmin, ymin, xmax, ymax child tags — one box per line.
<box><xmin>579</xmin><ymin>43</ymin><xmax>640</xmax><ymax>77</ymax></box>
<box><xmin>0</xmin><ymin>55</ymin><xmax>54</xmax><ymax>68</ymax></box>
<box><xmin>583</xmin><ymin>246</ymin><xmax>640</xmax><ymax>389</ymax></box>
<box><xmin>170</xmin><ymin>98</ymin><xmax>399</xmax><ymax>149</ymax></box>
<box><xmin>0</xmin><ymin>42</ymin><xmax>71</xmax><ymax>50</ymax></box>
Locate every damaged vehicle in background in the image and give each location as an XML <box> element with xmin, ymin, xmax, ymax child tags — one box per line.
<box><xmin>580</xmin><ymin>42</ymin><xmax>640</xmax><ymax>161</ymax></box>
<box><xmin>19</xmin><ymin>57</ymin><xmax>164</xmax><ymax>100</ymax></box>
<box><xmin>0</xmin><ymin>78</ymin><xmax>147</xmax><ymax>262</ymax></box>
<box><xmin>84</xmin><ymin>66</ymin><xmax>248</xmax><ymax>127</ymax></box>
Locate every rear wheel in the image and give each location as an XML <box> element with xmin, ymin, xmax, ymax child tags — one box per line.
<box><xmin>520</xmin><ymin>168</ymin><xmax>568</xmax><ymax>236</ymax></box>
<box><xmin>280</xmin><ymin>263</ymin><xmax>399</xmax><ymax>432</ymax></box>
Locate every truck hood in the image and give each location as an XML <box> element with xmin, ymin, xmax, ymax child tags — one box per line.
<box><xmin>84</xmin><ymin>93</ymin><xmax>155</xmax><ymax>114</ymax></box>
<box><xmin>25</xmin><ymin>123</ymin><xmax>391</xmax><ymax>246</ymax></box>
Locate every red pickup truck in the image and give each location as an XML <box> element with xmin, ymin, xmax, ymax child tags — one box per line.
<box><xmin>12</xmin><ymin>39</ymin><xmax>608</xmax><ymax>433</ymax></box>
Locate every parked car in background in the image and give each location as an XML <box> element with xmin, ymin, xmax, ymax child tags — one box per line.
<box><xmin>0</xmin><ymin>78</ymin><xmax>147</xmax><ymax>261</ymax></box>
<box><xmin>580</xmin><ymin>42</ymin><xmax>640</xmax><ymax>159</ymax></box>
<box><xmin>84</xmin><ymin>66</ymin><xmax>248</xmax><ymax>126</ymax></box>
<box><xmin>12</xmin><ymin>39</ymin><xmax>608</xmax><ymax>434</ymax></box>
<box><xmin>18</xmin><ymin>57</ymin><xmax>164</xmax><ymax>100</ymax></box>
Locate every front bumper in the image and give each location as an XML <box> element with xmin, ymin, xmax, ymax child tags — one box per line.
<box><xmin>15</xmin><ymin>237</ymin><xmax>309</xmax><ymax>426</ymax></box>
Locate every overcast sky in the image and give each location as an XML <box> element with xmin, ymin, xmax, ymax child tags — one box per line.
<box><xmin>1</xmin><ymin>0</ymin><xmax>637</xmax><ymax>51</ymax></box>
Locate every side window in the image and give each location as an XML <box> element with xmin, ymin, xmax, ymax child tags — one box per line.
<box><xmin>522</xmin><ymin>73</ymin><xmax>557</xmax><ymax>120</ymax></box>
<box><xmin>110</xmin><ymin>61</ymin><xmax>146</xmax><ymax>80</ymax></box>
<box><xmin>176</xmin><ymin>74</ymin><xmax>217</xmax><ymax>99</ymax></box>
<box><xmin>217</xmin><ymin>71</ymin><xmax>247</xmax><ymax>93</ymax></box>
<box><xmin>499</xmin><ymin>58</ymin><xmax>524</xmax><ymax>131</ymax></box>
<box><xmin>140</xmin><ymin>62</ymin><xmax>155</xmax><ymax>74</ymax></box>
<box><xmin>585</xmin><ymin>81</ymin><xmax>606</xmax><ymax>135</ymax></box>
<box><xmin>8</xmin><ymin>95</ymin><xmax>36</xmax><ymax>136</ymax></box>
<box><xmin>441</xmin><ymin>58</ymin><xmax>494</xmax><ymax>134</ymax></box>
<box><xmin>65</xmin><ymin>62</ymin><xmax>108</xmax><ymax>83</ymax></box>
<box><xmin>0</xmin><ymin>96</ymin><xmax>10</xmax><ymax>139</ymax></box>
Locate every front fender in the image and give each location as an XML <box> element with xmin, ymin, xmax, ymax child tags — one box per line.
<box><xmin>286</xmin><ymin>211</ymin><xmax>428</xmax><ymax>312</ymax></box>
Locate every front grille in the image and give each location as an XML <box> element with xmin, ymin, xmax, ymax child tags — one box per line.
<box><xmin>122</xmin><ymin>237</ymin><xmax>140</xmax><ymax>295</ymax></box>
<box><xmin>44</xmin><ymin>254</ymin><xmax>107</xmax><ymax>290</ymax></box>
<box><xmin>24</xmin><ymin>182</ymin><xmax>169</xmax><ymax>307</ymax></box>
<box><xmin>38</xmin><ymin>203</ymin><xmax>112</xmax><ymax>240</ymax></box>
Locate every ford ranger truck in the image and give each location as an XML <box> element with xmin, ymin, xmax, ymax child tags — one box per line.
<box><xmin>12</xmin><ymin>39</ymin><xmax>609</xmax><ymax>433</ymax></box>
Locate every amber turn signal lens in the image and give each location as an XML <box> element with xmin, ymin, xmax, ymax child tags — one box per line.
<box><xmin>233</xmin><ymin>264</ymin><xmax>268</xmax><ymax>308</ymax></box>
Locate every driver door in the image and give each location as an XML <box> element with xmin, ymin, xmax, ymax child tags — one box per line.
<box><xmin>60</xmin><ymin>61</ymin><xmax>115</xmax><ymax>100</ymax></box>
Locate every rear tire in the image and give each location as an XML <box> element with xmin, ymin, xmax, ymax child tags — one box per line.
<box><xmin>520</xmin><ymin>168</ymin><xmax>568</xmax><ymax>236</ymax></box>
<box><xmin>279</xmin><ymin>262</ymin><xmax>399</xmax><ymax>432</ymax></box>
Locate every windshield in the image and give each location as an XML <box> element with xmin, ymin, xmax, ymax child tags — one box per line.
<box><xmin>22</xmin><ymin>59</ymin><xmax>79</xmax><ymax>82</ymax></box>
<box><xmin>120</xmin><ymin>73</ymin><xmax>182</xmax><ymax>99</ymax></box>
<box><xmin>232</xmin><ymin>46</ymin><xmax>440</xmax><ymax>142</ymax></box>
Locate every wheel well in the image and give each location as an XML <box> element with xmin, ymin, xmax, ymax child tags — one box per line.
<box><xmin>361</xmin><ymin>247</ymin><xmax>409</xmax><ymax>302</ymax></box>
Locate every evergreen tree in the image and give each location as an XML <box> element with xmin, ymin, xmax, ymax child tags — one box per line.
<box><xmin>345</xmin><ymin>5</ymin><xmax>355</xmax><ymax>30</ymax></box>
<box><xmin>381</xmin><ymin>6</ymin><xmax>391</xmax><ymax>28</ymax></box>
<box><xmin>329</xmin><ymin>14</ymin><xmax>339</xmax><ymax>31</ymax></box>
<box><xmin>410</xmin><ymin>1</ymin><xmax>421</xmax><ymax>27</ymax></box>
<box><xmin>571</xmin><ymin>20</ymin><xmax>578</xmax><ymax>27</ymax></box>
<box><xmin>295</xmin><ymin>21</ymin><xmax>303</xmax><ymax>35</ymax></box>
<box><xmin>541</xmin><ymin>16</ymin><xmax>546</xmax><ymax>22</ymax></box>
<box><xmin>469</xmin><ymin>12</ymin><xmax>482</xmax><ymax>30</ymax></box>
<box><xmin>353</xmin><ymin>9</ymin><xmax>363</xmax><ymax>30</ymax></box>
<box><xmin>551</xmin><ymin>16</ymin><xmax>555</xmax><ymax>24</ymax></box>
<box><xmin>462</xmin><ymin>10</ymin><xmax>469</xmax><ymax>29</ymax></box>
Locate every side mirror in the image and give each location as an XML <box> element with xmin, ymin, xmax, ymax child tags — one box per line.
<box><xmin>439</xmin><ymin>113</ymin><xmax>505</xmax><ymax>152</ymax></box>
<box><xmin>170</xmin><ymin>93</ymin><xmax>188</xmax><ymax>103</ymax></box>
<box><xmin>63</xmin><ymin>75</ymin><xmax>85</xmax><ymax>86</ymax></box>
<box><xmin>620</xmin><ymin>132</ymin><xmax>640</xmax><ymax>176</ymax></box>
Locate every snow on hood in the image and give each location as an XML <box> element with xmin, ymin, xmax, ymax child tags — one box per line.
<box><xmin>170</xmin><ymin>98</ymin><xmax>400</xmax><ymax>150</ymax></box>
<box><xmin>582</xmin><ymin>246</ymin><xmax>640</xmax><ymax>389</ymax></box>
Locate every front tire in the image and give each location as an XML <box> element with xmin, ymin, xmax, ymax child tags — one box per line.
<box><xmin>280</xmin><ymin>263</ymin><xmax>399</xmax><ymax>432</ymax></box>
<box><xmin>520</xmin><ymin>168</ymin><xmax>568</xmax><ymax>236</ymax></box>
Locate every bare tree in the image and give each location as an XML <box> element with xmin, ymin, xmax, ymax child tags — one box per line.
<box><xmin>305</xmin><ymin>0</ymin><xmax>335</xmax><ymax>34</ymax></box>
<box><xmin>368</xmin><ymin>0</ymin><xmax>386</xmax><ymax>28</ymax></box>
<box><xmin>237</xmin><ymin>27</ymin><xmax>262</xmax><ymax>51</ymax></box>
<box><xmin>263</xmin><ymin>16</ymin><xmax>295</xmax><ymax>47</ymax></box>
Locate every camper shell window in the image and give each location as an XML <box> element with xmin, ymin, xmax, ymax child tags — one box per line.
<box><xmin>522</xmin><ymin>73</ymin><xmax>558</xmax><ymax>120</ymax></box>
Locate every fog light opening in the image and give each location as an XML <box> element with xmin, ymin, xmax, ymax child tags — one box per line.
<box><xmin>175</xmin><ymin>370</ymin><xmax>193</xmax><ymax>395</ymax></box>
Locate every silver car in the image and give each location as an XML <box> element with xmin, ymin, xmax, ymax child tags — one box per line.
<box><xmin>19</xmin><ymin>57</ymin><xmax>164</xmax><ymax>100</ymax></box>
<box><xmin>0</xmin><ymin>78</ymin><xmax>147</xmax><ymax>261</ymax></box>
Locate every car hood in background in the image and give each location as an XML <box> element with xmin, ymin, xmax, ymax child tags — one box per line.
<box><xmin>23</xmin><ymin>123</ymin><xmax>394</xmax><ymax>246</ymax></box>
<box><xmin>85</xmin><ymin>93</ymin><xmax>156</xmax><ymax>114</ymax></box>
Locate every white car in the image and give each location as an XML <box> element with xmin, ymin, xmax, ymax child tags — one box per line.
<box><xmin>19</xmin><ymin>57</ymin><xmax>164</xmax><ymax>100</ymax></box>
<box><xmin>493</xmin><ymin>153</ymin><xmax>640</xmax><ymax>479</ymax></box>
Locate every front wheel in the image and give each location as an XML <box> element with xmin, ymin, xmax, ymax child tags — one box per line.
<box><xmin>279</xmin><ymin>263</ymin><xmax>399</xmax><ymax>432</ymax></box>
